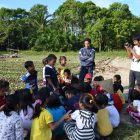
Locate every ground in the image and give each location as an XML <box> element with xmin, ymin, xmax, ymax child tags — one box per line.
<box><xmin>0</xmin><ymin>50</ymin><xmax>140</xmax><ymax>140</ymax></box>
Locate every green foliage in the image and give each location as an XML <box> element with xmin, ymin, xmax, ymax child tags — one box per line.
<box><xmin>0</xmin><ymin>1</ymin><xmax>140</xmax><ymax>51</ymax></box>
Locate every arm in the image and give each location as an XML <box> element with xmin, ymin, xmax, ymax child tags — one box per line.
<box><xmin>47</xmin><ymin>78</ymin><xmax>56</xmax><ymax>90</ymax></box>
<box><xmin>130</xmin><ymin>49</ymin><xmax>140</xmax><ymax>60</ymax></box>
<box><xmin>87</xmin><ymin>50</ymin><xmax>95</xmax><ymax>62</ymax></box>
<box><xmin>79</xmin><ymin>49</ymin><xmax>90</xmax><ymax>61</ymax></box>
<box><xmin>125</xmin><ymin>47</ymin><xmax>133</xmax><ymax>59</ymax></box>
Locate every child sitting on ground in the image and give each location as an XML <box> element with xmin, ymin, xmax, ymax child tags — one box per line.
<box><xmin>0</xmin><ymin>80</ymin><xmax>9</xmax><ymax>110</ymax></box>
<box><xmin>45</xmin><ymin>54</ymin><xmax>59</xmax><ymax>92</ymax></box>
<box><xmin>42</xmin><ymin>57</ymin><xmax>47</xmax><ymax>86</ymax></box>
<box><xmin>127</xmin><ymin>89</ymin><xmax>140</xmax><ymax>123</ymax></box>
<box><xmin>30</xmin><ymin>87</ymin><xmax>71</xmax><ymax>140</ymax></box>
<box><xmin>64</xmin><ymin>86</ymin><xmax>80</xmax><ymax>111</ymax></box>
<box><xmin>95</xmin><ymin>94</ymin><xmax>113</xmax><ymax>138</ymax></box>
<box><xmin>16</xmin><ymin>89</ymin><xmax>34</xmax><ymax>139</ymax></box>
<box><xmin>64</xmin><ymin>94</ymin><xmax>98</xmax><ymax>140</ymax></box>
<box><xmin>21</xmin><ymin>61</ymin><xmax>38</xmax><ymax>94</ymax></box>
<box><xmin>105</xmin><ymin>94</ymin><xmax>120</xmax><ymax>128</ymax></box>
<box><xmin>0</xmin><ymin>94</ymin><xmax>23</xmax><ymax>139</ymax></box>
<box><xmin>46</xmin><ymin>94</ymin><xmax>66</xmax><ymax>138</ymax></box>
<box><xmin>58</xmin><ymin>56</ymin><xmax>67</xmax><ymax>80</ymax></box>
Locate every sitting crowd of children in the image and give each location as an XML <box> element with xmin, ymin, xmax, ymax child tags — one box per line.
<box><xmin>0</xmin><ymin>54</ymin><xmax>140</xmax><ymax>140</ymax></box>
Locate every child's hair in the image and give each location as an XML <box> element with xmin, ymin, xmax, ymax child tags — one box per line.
<box><xmin>84</xmin><ymin>38</ymin><xmax>91</xmax><ymax>44</ymax></box>
<box><xmin>42</xmin><ymin>58</ymin><xmax>47</xmax><ymax>66</ymax></box>
<box><xmin>71</xmin><ymin>76</ymin><xmax>79</xmax><ymax>84</ymax></box>
<box><xmin>47</xmin><ymin>94</ymin><xmax>61</xmax><ymax>109</ymax></box>
<box><xmin>0</xmin><ymin>80</ymin><xmax>9</xmax><ymax>90</ymax></box>
<box><xmin>114</xmin><ymin>74</ymin><xmax>121</xmax><ymax>84</ymax></box>
<box><xmin>25</xmin><ymin>61</ymin><xmax>34</xmax><ymax>69</ymax></box>
<box><xmin>80</xmin><ymin>94</ymin><xmax>98</xmax><ymax>113</ymax></box>
<box><xmin>59</xmin><ymin>56</ymin><xmax>67</xmax><ymax>63</ymax></box>
<box><xmin>64</xmin><ymin>69</ymin><xmax>71</xmax><ymax>75</ymax></box>
<box><xmin>16</xmin><ymin>89</ymin><xmax>34</xmax><ymax>115</ymax></box>
<box><xmin>94</xmin><ymin>76</ymin><xmax>104</xmax><ymax>81</ymax></box>
<box><xmin>65</xmin><ymin>86</ymin><xmax>79</xmax><ymax>95</ymax></box>
<box><xmin>95</xmin><ymin>94</ymin><xmax>108</xmax><ymax>107</ymax></box>
<box><xmin>4</xmin><ymin>93</ymin><xmax>19</xmax><ymax>116</ymax></box>
<box><xmin>33</xmin><ymin>87</ymin><xmax>52</xmax><ymax>118</ymax></box>
<box><xmin>79</xmin><ymin>82</ymin><xmax>92</xmax><ymax>93</ymax></box>
<box><xmin>47</xmin><ymin>54</ymin><xmax>57</xmax><ymax>63</ymax></box>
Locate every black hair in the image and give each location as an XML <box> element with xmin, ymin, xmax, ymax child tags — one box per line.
<box><xmin>95</xmin><ymin>94</ymin><xmax>108</xmax><ymax>107</ymax></box>
<box><xmin>114</xmin><ymin>74</ymin><xmax>121</xmax><ymax>84</ymax></box>
<box><xmin>0</xmin><ymin>80</ymin><xmax>9</xmax><ymax>90</ymax></box>
<box><xmin>42</xmin><ymin>57</ymin><xmax>47</xmax><ymax>65</ymax></box>
<box><xmin>94</xmin><ymin>76</ymin><xmax>104</xmax><ymax>81</ymax></box>
<box><xmin>64</xmin><ymin>69</ymin><xmax>71</xmax><ymax>75</ymax></box>
<box><xmin>4</xmin><ymin>93</ymin><xmax>19</xmax><ymax>116</ymax></box>
<box><xmin>65</xmin><ymin>86</ymin><xmax>79</xmax><ymax>95</ymax></box>
<box><xmin>71</xmin><ymin>76</ymin><xmax>79</xmax><ymax>84</ymax></box>
<box><xmin>133</xmin><ymin>35</ymin><xmax>140</xmax><ymax>41</ymax></box>
<box><xmin>79</xmin><ymin>82</ymin><xmax>92</xmax><ymax>93</ymax></box>
<box><xmin>46</xmin><ymin>54</ymin><xmax>57</xmax><ymax>63</ymax></box>
<box><xmin>47</xmin><ymin>94</ymin><xmax>61</xmax><ymax>109</ymax></box>
<box><xmin>59</xmin><ymin>56</ymin><xmax>67</xmax><ymax>63</ymax></box>
<box><xmin>80</xmin><ymin>94</ymin><xmax>98</xmax><ymax>113</ymax></box>
<box><xmin>16</xmin><ymin>89</ymin><xmax>34</xmax><ymax>116</ymax></box>
<box><xmin>24</xmin><ymin>61</ymin><xmax>34</xmax><ymax>69</ymax></box>
<box><xmin>33</xmin><ymin>87</ymin><xmax>52</xmax><ymax>119</ymax></box>
<box><xmin>84</xmin><ymin>38</ymin><xmax>91</xmax><ymax>44</ymax></box>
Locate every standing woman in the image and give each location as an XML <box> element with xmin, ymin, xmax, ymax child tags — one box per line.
<box><xmin>79</xmin><ymin>38</ymin><xmax>95</xmax><ymax>82</ymax></box>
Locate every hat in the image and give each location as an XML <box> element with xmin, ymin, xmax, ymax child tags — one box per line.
<box><xmin>85</xmin><ymin>73</ymin><xmax>92</xmax><ymax>79</ymax></box>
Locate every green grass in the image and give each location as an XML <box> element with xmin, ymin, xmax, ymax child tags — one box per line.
<box><xmin>0</xmin><ymin>50</ymin><xmax>139</xmax><ymax>140</ymax></box>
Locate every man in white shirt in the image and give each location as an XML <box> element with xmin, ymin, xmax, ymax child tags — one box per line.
<box><xmin>125</xmin><ymin>35</ymin><xmax>140</xmax><ymax>90</ymax></box>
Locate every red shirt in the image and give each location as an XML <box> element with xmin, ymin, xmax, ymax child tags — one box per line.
<box><xmin>90</xmin><ymin>85</ymin><xmax>102</xmax><ymax>97</ymax></box>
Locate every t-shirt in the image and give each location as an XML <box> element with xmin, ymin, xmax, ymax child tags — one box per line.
<box><xmin>45</xmin><ymin>65</ymin><xmax>58</xmax><ymax>89</ymax></box>
<box><xmin>133</xmin><ymin>100</ymin><xmax>140</xmax><ymax>115</ymax></box>
<box><xmin>58</xmin><ymin>66</ymin><xmax>65</xmax><ymax>79</ymax></box>
<box><xmin>106</xmin><ymin>105</ymin><xmax>120</xmax><ymax>128</ymax></box>
<box><xmin>131</xmin><ymin>45</ymin><xmax>140</xmax><ymax>72</ymax></box>
<box><xmin>96</xmin><ymin>108</ymin><xmax>113</xmax><ymax>136</ymax></box>
<box><xmin>46</xmin><ymin>106</ymin><xmax>66</xmax><ymax>136</ymax></box>
<box><xmin>30</xmin><ymin>108</ymin><xmax>53</xmax><ymax>140</ymax></box>
<box><xmin>0</xmin><ymin>111</ymin><xmax>23</xmax><ymax>140</ymax></box>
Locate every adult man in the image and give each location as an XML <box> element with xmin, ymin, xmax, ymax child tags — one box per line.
<box><xmin>79</xmin><ymin>38</ymin><xmax>95</xmax><ymax>82</ymax></box>
<box><xmin>125</xmin><ymin>35</ymin><xmax>140</xmax><ymax>89</ymax></box>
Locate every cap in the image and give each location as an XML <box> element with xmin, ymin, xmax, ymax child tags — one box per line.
<box><xmin>85</xmin><ymin>73</ymin><xmax>92</xmax><ymax>79</ymax></box>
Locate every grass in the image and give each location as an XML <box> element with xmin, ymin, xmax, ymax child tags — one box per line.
<box><xmin>0</xmin><ymin>50</ymin><xmax>139</xmax><ymax>140</ymax></box>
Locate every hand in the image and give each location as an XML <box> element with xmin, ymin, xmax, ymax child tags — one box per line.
<box><xmin>63</xmin><ymin>110</ymin><xmax>72</xmax><ymax>120</ymax></box>
<box><xmin>0</xmin><ymin>104</ymin><xmax>5</xmax><ymax>111</ymax></box>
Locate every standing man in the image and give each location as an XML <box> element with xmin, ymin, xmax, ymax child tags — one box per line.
<box><xmin>79</xmin><ymin>38</ymin><xmax>95</xmax><ymax>82</ymax></box>
<box><xmin>125</xmin><ymin>35</ymin><xmax>140</xmax><ymax>90</ymax></box>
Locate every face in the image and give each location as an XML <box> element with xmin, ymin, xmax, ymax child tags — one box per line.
<box><xmin>84</xmin><ymin>78</ymin><xmax>92</xmax><ymax>83</ymax></box>
<box><xmin>65</xmin><ymin>93</ymin><xmax>72</xmax><ymax>99</ymax></box>
<box><xmin>84</xmin><ymin>41</ymin><xmax>90</xmax><ymax>48</ymax></box>
<box><xmin>27</xmin><ymin>64</ymin><xmax>35</xmax><ymax>73</ymax></box>
<box><xmin>93</xmin><ymin>81</ymin><xmax>98</xmax><ymax>87</ymax></box>
<box><xmin>0</xmin><ymin>87</ymin><xmax>10</xmax><ymax>96</ymax></box>
<box><xmin>48</xmin><ymin>59</ymin><xmax>56</xmax><ymax>67</ymax></box>
<box><xmin>60</xmin><ymin>59</ymin><xmax>67</xmax><ymax>66</ymax></box>
<box><xmin>79</xmin><ymin>102</ymin><xmax>84</xmax><ymax>110</ymax></box>
<box><xmin>113</xmin><ymin>76</ymin><xmax>117</xmax><ymax>82</ymax></box>
<box><xmin>133</xmin><ymin>40</ymin><xmax>139</xmax><ymax>46</ymax></box>
<box><xmin>64</xmin><ymin>72</ymin><xmax>70</xmax><ymax>79</ymax></box>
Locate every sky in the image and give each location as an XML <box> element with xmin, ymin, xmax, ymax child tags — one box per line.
<box><xmin>0</xmin><ymin>0</ymin><xmax>140</xmax><ymax>16</ymax></box>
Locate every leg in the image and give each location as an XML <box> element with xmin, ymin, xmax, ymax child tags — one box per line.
<box><xmin>79</xmin><ymin>66</ymin><xmax>87</xmax><ymax>82</ymax></box>
<box><xmin>87</xmin><ymin>66</ymin><xmax>94</xmax><ymax>77</ymax></box>
<box><xmin>135</xmin><ymin>71</ymin><xmax>140</xmax><ymax>85</ymax></box>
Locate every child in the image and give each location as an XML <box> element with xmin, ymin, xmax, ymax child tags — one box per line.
<box><xmin>30</xmin><ymin>87</ymin><xmax>71</xmax><ymax>140</ymax></box>
<box><xmin>58</xmin><ymin>56</ymin><xmax>67</xmax><ymax>80</ymax></box>
<box><xmin>0</xmin><ymin>94</ymin><xmax>24</xmax><ymax>139</ymax></box>
<box><xmin>113</xmin><ymin>74</ymin><xmax>124</xmax><ymax>93</ymax></box>
<box><xmin>64</xmin><ymin>86</ymin><xmax>80</xmax><ymax>111</ymax></box>
<box><xmin>84</xmin><ymin>73</ymin><xmax>92</xmax><ymax>84</ymax></box>
<box><xmin>79</xmin><ymin>82</ymin><xmax>92</xmax><ymax>94</ymax></box>
<box><xmin>95</xmin><ymin>94</ymin><xmax>113</xmax><ymax>137</ymax></box>
<box><xmin>105</xmin><ymin>94</ymin><xmax>120</xmax><ymax>128</ymax></box>
<box><xmin>90</xmin><ymin>76</ymin><xmax>103</xmax><ymax>97</ymax></box>
<box><xmin>127</xmin><ymin>90</ymin><xmax>140</xmax><ymax>122</ymax></box>
<box><xmin>63</xmin><ymin>69</ymin><xmax>72</xmax><ymax>85</ymax></box>
<box><xmin>45</xmin><ymin>54</ymin><xmax>59</xmax><ymax>91</ymax></box>
<box><xmin>42</xmin><ymin>57</ymin><xmax>47</xmax><ymax>86</ymax></box>
<box><xmin>46</xmin><ymin>94</ymin><xmax>66</xmax><ymax>138</ymax></box>
<box><xmin>21</xmin><ymin>61</ymin><xmax>38</xmax><ymax>94</ymax></box>
<box><xmin>0</xmin><ymin>80</ymin><xmax>9</xmax><ymax>110</ymax></box>
<box><xmin>16</xmin><ymin>89</ymin><xmax>34</xmax><ymax>139</ymax></box>
<box><xmin>64</xmin><ymin>94</ymin><xmax>98</xmax><ymax>140</ymax></box>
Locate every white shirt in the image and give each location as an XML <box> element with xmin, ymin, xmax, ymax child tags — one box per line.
<box><xmin>133</xmin><ymin>100</ymin><xmax>140</xmax><ymax>115</ymax></box>
<box><xmin>131</xmin><ymin>45</ymin><xmax>140</xmax><ymax>72</ymax></box>
<box><xmin>0</xmin><ymin>111</ymin><xmax>24</xmax><ymax>140</ymax></box>
<box><xmin>106</xmin><ymin>105</ymin><xmax>120</xmax><ymax>128</ymax></box>
<box><xmin>43</xmin><ymin>66</ymin><xmax>46</xmax><ymax>82</ymax></box>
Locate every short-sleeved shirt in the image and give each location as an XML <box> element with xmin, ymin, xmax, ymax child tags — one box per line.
<box><xmin>133</xmin><ymin>100</ymin><xmax>140</xmax><ymax>115</ymax></box>
<box><xmin>30</xmin><ymin>108</ymin><xmax>53</xmax><ymax>140</ymax></box>
<box><xmin>96</xmin><ymin>108</ymin><xmax>113</xmax><ymax>136</ymax></box>
<box><xmin>0</xmin><ymin>111</ymin><xmax>24</xmax><ymax>140</ymax></box>
<box><xmin>131</xmin><ymin>45</ymin><xmax>140</xmax><ymax>72</ymax></box>
<box><xmin>45</xmin><ymin>65</ymin><xmax>58</xmax><ymax>88</ymax></box>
